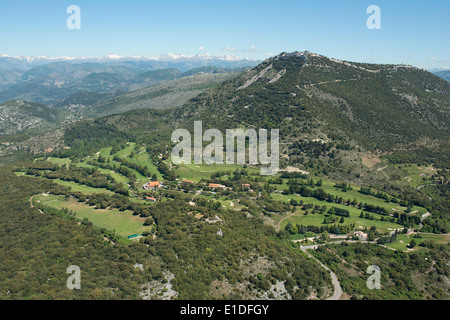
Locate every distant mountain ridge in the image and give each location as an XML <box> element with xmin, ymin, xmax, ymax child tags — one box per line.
<box><xmin>54</xmin><ymin>71</ymin><xmax>240</xmax><ymax>118</ymax></box>
<box><xmin>0</xmin><ymin>52</ymin><xmax>258</xmax><ymax>70</ymax></box>
<box><xmin>0</xmin><ymin>54</ymin><xmax>259</xmax><ymax>105</ymax></box>
<box><xmin>433</xmin><ymin>70</ymin><xmax>450</xmax><ymax>82</ymax></box>
<box><xmin>0</xmin><ymin>68</ymin><xmax>242</xmax><ymax>135</ymax></box>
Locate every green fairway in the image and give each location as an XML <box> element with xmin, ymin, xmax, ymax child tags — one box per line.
<box><xmin>172</xmin><ymin>160</ymin><xmax>260</xmax><ymax>182</ymax></box>
<box><xmin>114</xmin><ymin>143</ymin><xmax>136</xmax><ymax>158</ymax></box>
<box><xmin>127</xmin><ymin>149</ymin><xmax>164</xmax><ymax>180</ymax></box>
<box><xmin>384</xmin><ymin>233</ymin><xmax>450</xmax><ymax>251</ymax></box>
<box><xmin>270</xmin><ymin>178</ymin><xmax>427</xmax><ymax>216</ymax></box>
<box><xmin>95</xmin><ymin>143</ymin><xmax>134</xmax><ymax>161</ymax></box>
<box><xmin>46</xmin><ymin>157</ymin><xmax>72</xmax><ymax>166</ymax></box>
<box><xmin>76</xmin><ymin>162</ymin><xmax>130</xmax><ymax>186</ymax></box>
<box><xmin>271</xmin><ymin>193</ymin><xmax>406</xmax><ymax>233</ymax></box>
<box><xmin>44</xmin><ymin>178</ymin><xmax>114</xmax><ymax>195</ymax></box>
<box><xmin>397</xmin><ymin>164</ymin><xmax>437</xmax><ymax>188</ymax></box>
<box><xmin>34</xmin><ymin>194</ymin><xmax>151</xmax><ymax>238</ymax></box>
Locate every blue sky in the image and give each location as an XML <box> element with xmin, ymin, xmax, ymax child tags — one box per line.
<box><xmin>0</xmin><ymin>0</ymin><xmax>448</xmax><ymax>69</ymax></box>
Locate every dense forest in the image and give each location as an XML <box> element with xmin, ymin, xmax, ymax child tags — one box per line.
<box><xmin>311</xmin><ymin>242</ymin><xmax>449</xmax><ymax>300</ymax></box>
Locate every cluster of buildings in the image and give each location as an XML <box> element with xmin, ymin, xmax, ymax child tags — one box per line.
<box><xmin>143</xmin><ymin>179</ymin><xmax>254</xmax><ymax>202</ymax></box>
<box><xmin>143</xmin><ymin>181</ymin><xmax>162</xmax><ymax>190</ymax></box>
<box><xmin>208</xmin><ymin>183</ymin><xmax>226</xmax><ymax>189</ymax></box>
<box><xmin>143</xmin><ymin>181</ymin><xmax>162</xmax><ymax>203</ymax></box>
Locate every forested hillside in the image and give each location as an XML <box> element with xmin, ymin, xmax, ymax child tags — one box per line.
<box><xmin>1</xmin><ymin>52</ymin><xmax>448</xmax><ymax>300</ymax></box>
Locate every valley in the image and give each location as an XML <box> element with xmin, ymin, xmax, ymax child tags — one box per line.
<box><xmin>0</xmin><ymin>51</ymin><xmax>448</xmax><ymax>301</ymax></box>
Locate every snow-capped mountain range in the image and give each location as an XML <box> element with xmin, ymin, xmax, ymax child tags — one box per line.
<box><xmin>0</xmin><ymin>52</ymin><xmax>251</xmax><ymax>66</ymax></box>
<box><xmin>0</xmin><ymin>52</ymin><xmax>260</xmax><ymax>105</ymax></box>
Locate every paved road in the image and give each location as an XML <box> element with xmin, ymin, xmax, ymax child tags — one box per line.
<box><xmin>300</xmin><ymin>246</ymin><xmax>343</xmax><ymax>300</ymax></box>
<box><xmin>299</xmin><ymin>239</ymin><xmax>378</xmax><ymax>300</ymax></box>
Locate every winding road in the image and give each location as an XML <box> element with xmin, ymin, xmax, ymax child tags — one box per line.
<box><xmin>29</xmin><ymin>194</ymin><xmax>44</xmax><ymax>214</ymax></box>
<box><xmin>301</xmin><ymin>245</ymin><xmax>343</xmax><ymax>300</ymax></box>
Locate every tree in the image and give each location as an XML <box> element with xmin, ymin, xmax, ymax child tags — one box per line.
<box><xmin>290</xmin><ymin>225</ymin><xmax>298</xmax><ymax>235</ymax></box>
<box><xmin>144</xmin><ymin>217</ymin><xmax>154</xmax><ymax>226</ymax></box>
<box><xmin>285</xmin><ymin>222</ymin><xmax>293</xmax><ymax>233</ymax></box>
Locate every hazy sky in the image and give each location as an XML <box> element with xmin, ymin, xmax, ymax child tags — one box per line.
<box><xmin>0</xmin><ymin>0</ymin><xmax>448</xmax><ymax>69</ymax></box>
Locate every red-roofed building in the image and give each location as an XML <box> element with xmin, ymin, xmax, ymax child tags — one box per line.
<box><xmin>209</xmin><ymin>183</ymin><xmax>226</xmax><ymax>189</ymax></box>
<box><xmin>144</xmin><ymin>181</ymin><xmax>162</xmax><ymax>190</ymax></box>
<box><xmin>146</xmin><ymin>197</ymin><xmax>157</xmax><ymax>203</ymax></box>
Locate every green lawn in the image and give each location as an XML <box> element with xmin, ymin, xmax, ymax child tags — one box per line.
<box><xmin>127</xmin><ymin>149</ymin><xmax>164</xmax><ymax>180</ymax></box>
<box><xmin>271</xmin><ymin>193</ymin><xmax>406</xmax><ymax>233</ymax></box>
<box><xmin>397</xmin><ymin>164</ymin><xmax>437</xmax><ymax>188</ymax></box>
<box><xmin>34</xmin><ymin>194</ymin><xmax>151</xmax><ymax>238</ymax></box>
<box><xmin>46</xmin><ymin>157</ymin><xmax>72</xmax><ymax>166</ymax></box>
<box><xmin>384</xmin><ymin>233</ymin><xmax>450</xmax><ymax>251</ymax></box>
<box><xmin>172</xmin><ymin>160</ymin><xmax>260</xmax><ymax>182</ymax></box>
<box><xmin>79</xmin><ymin>144</ymin><xmax>158</xmax><ymax>184</ymax></box>
<box><xmin>270</xmin><ymin>178</ymin><xmax>427</xmax><ymax>216</ymax></box>
<box><xmin>42</xmin><ymin>178</ymin><xmax>114</xmax><ymax>195</ymax></box>
<box><xmin>114</xmin><ymin>143</ymin><xmax>136</xmax><ymax>158</ymax></box>
<box><xmin>95</xmin><ymin>143</ymin><xmax>164</xmax><ymax>182</ymax></box>
<box><xmin>94</xmin><ymin>143</ymin><xmax>134</xmax><ymax>161</ymax></box>
<box><xmin>76</xmin><ymin>162</ymin><xmax>130</xmax><ymax>186</ymax></box>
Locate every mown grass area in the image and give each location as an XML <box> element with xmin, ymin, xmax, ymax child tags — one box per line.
<box><xmin>93</xmin><ymin>143</ymin><xmax>164</xmax><ymax>183</ymax></box>
<box><xmin>384</xmin><ymin>233</ymin><xmax>450</xmax><ymax>252</ymax></box>
<box><xmin>115</xmin><ymin>143</ymin><xmax>136</xmax><ymax>158</ymax></box>
<box><xmin>396</xmin><ymin>163</ymin><xmax>437</xmax><ymax>188</ymax></box>
<box><xmin>172</xmin><ymin>160</ymin><xmax>260</xmax><ymax>182</ymax></box>
<box><xmin>45</xmin><ymin>157</ymin><xmax>72</xmax><ymax>166</ymax></box>
<box><xmin>31</xmin><ymin>147</ymin><xmax>430</xmax><ymax>240</ymax></box>
<box><xmin>75</xmin><ymin>144</ymin><xmax>159</xmax><ymax>187</ymax></box>
<box><xmin>51</xmin><ymin>179</ymin><xmax>114</xmax><ymax>195</ymax></box>
<box><xmin>21</xmin><ymin>174</ymin><xmax>115</xmax><ymax>195</ymax></box>
<box><xmin>271</xmin><ymin>193</ymin><xmax>405</xmax><ymax>233</ymax></box>
<box><xmin>34</xmin><ymin>194</ymin><xmax>151</xmax><ymax>238</ymax></box>
<box><xmin>76</xmin><ymin>162</ymin><xmax>130</xmax><ymax>186</ymax></box>
<box><xmin>270</xmin><ymin>178</ymin><xmax>427</xmax><ymax>216</ymax></box>
<box><xmin>91</xmin><ymin>143</ymin><xmax>134</xmax><ymax>161</ymax></box>
<box><xmin>126</xmin><ymin>149</ymin><xmax>163</xmax><ymax>180</ymax></box>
